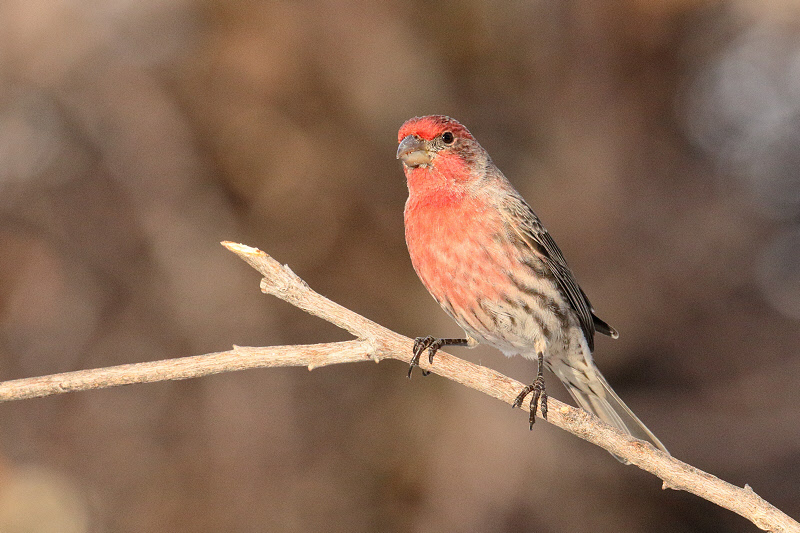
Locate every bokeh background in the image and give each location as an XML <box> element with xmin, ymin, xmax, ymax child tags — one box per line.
<box><xmin>1</xmin><ymin>1</ymin><xmax>799</xmax><ymax>531</ymax></box>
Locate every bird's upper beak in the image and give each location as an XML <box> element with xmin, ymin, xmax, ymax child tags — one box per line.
<box><xmin>397</xmin><ymin>135</ymin><xmax>432</xmax><ymax>168</ymax></box>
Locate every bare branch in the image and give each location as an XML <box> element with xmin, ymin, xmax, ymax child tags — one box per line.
<box><xmin>0</xmin><ymin>241</ymin><xmax>797</xmax><ymax>532</ymax></box>
<box><xmin>222</xmin><ymin>242</ymin><xmax>800</xmax><ymax>533</ymax></box>
<box><xmin>0</xmin><ymin>341</ymin><xmax>373</xmax><ymax>401</ymax></box>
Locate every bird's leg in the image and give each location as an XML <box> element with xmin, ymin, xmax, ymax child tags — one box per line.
<box><xmin>408</xmin><ymin>336</ymin><xmax>470</xmax><ymax>378</ymax></box>
<box><xmin>512</xmin><ymin>352</ymin><xmax>548</xmax><ymax>429</ymax></box>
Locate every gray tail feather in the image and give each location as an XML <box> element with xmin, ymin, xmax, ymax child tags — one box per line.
<box><xmin>552</xmin><ymin>361</ymin><xmax>668</xmax><ymax>463</ymax></box>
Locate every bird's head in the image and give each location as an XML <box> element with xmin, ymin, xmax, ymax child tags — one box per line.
<box><xmin>396</xmin><ymin>116</ymin><xmax>489</xmax><ymax>191</ymax></box>
<box><xmin>396</xmin><ymin>115</ymin><xmax>475</xmax><ymax>168</ymax></box>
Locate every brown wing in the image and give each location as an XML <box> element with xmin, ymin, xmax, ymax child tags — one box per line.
<box><xmin>504</xmin><ymin>193</ymin><xmax>617</xmax><ymax>351</ymax></box>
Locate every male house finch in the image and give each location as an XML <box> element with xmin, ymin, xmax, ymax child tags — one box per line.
<box><xmin>397</xmin><ymin>115</ymin><xmax>667</xmax><ymax>458</ymax></box>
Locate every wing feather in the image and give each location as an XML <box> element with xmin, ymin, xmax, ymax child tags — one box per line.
<box><xmin>503</xmin><ymin>193</ymin><xmax>616</xmax><ymax>351</ymax></box>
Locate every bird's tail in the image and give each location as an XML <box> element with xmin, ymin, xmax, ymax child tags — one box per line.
<box><xmin>549</xmin><ymin>358</ymin><xmax>668</xmax><ymax>463</ymax></box>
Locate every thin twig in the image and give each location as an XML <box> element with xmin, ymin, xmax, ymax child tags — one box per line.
<box><xmin>0</xmin><ymin>241</ymin><xmax>797</xmax><ymax>532</ymax></box>
<box><xmin>0</xmin><ymin>341</ymin><xmax>372</xmax><ymax>401</ymax></box>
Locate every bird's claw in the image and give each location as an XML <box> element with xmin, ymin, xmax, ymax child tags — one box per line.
<box><xmin>408</xmin><ymin>335</ymin><xmax>441</xmax><ymax>378</ymax></box>
<box><xmin>512</xmin><ymin>354</ymin><xmax>548</xmax><ymax>429</ymax></box>
<box><xmin>512</xmin><ymin>380</ymin><xmax>548</xmax><ymax>429</ymax></box>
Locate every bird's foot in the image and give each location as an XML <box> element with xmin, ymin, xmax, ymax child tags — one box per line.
<box><xmin>511</xmin><ymin>353</ymin><xmax>548</xmax><ymax>429</ymax></box>
<box><xmin>408</xmin><ymin>336</ymin><xmax>469</xmax><ymax>378</ymax></box>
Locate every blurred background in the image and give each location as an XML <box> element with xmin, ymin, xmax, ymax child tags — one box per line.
<box><xmin>1</xmin><ymin>0</ymin><xmax>799</xmax><ymax>531</ymax></box>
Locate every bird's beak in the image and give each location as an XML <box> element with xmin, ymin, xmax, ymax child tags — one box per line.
<box><xmin>397</xmin><ymin>135</ymin><xmax>432</xmax><ymax>167</ymax></box>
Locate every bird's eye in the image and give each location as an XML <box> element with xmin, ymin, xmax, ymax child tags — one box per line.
<box><xmin>442</xmin><ymin>131</ymin><xmax>455</xmax><ymax>145</ymax></box>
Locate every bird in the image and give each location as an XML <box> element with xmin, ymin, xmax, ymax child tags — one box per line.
<box><xmin>396</xmin><ymin>114</ymin><xmax>667</xmax><ymax>459</ymax></box>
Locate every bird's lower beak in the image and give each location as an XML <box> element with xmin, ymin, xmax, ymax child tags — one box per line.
<box><xmin>397</xmin><ymin>135</ymin><xmax>432</xmax><ymax>167</ymax></box>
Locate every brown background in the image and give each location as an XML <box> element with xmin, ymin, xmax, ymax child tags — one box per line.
<box><xmin>1</xmin><ymin>1</ymin><xmax>799</xmax><ymax>531</ymax></box>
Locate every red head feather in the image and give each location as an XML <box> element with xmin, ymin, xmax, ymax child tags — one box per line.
<box><xmin>397</xmin><ymin>115</ymin><xmax>475</xmax><ymax>143</ymax></box>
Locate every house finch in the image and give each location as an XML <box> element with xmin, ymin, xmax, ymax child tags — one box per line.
<box><xmin>397</xmin><ymin>115</ymin><xmax>667</xmax><ymax>458</ymax></box>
